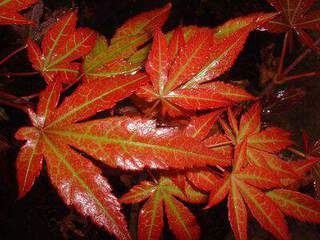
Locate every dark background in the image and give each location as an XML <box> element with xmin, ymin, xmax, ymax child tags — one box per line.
<box><xmin>0</xmin><ymin>0</ymin><xmax>320</xmax><ymax>239</ymax></box>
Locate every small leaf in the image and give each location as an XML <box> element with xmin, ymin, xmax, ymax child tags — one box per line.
<box><xmin>184</xmin><ymin>110</ymin><xmax>223</xmax><ymax>140</ymax></box>
<box><xmin>187</xmin><ymin>168</ymin><xmax>221</xmax><ymax>192</ymax></box>
<box><xmin>120</xmin><ymin>181</ymin><xmax>157</xmax><ymax>204</ymax></box>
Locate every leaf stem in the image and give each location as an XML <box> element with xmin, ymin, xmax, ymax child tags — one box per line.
<box><xmin>0</xmin><ymin>71</ymin><xmax>38</xmax><ymax>77</ymax></box>
<box><xmin>288</xmin><ymin>147</ymin><xmax>306</xmax><ymax>158</ymax></box>
<box><xmin>0</xmin><ymin>100</ymin><xmax>30</xmax><ymax>114</ymax></box>
<box><xmin>146</xmin><ymin>169</ymin><xmax>158</xmax><ymax>184</ymax></box>
<box><xmin>0</xmin><ymin>44</ymin><xmax>28</xmax><ymax>66</ymax></box>
<box><xmin>276</xmin><ymin>71</ymin><xmax>320</xmax><ymax>84</ymax></box>
<box><xmin>283</xmin><ymin>36</ymin><xmax>320</xmax><ymax>76</ymax></box>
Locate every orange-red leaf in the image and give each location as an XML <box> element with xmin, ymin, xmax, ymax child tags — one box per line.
<box><xmin>206</xmin><ymin>175</ymin><xmax>230</xmax><ymax>208</ymax></box>
<box><xmin>15</xmin><ymin>127</ymin><xmax>43</xmax><ymax>198</ymax></box>
<box><xmin>234</xmin><ymin>138</ymin><xmax>248</xmax><ymax>171</ymax></box>
<box><xmin>187</xmin><ymin>168</ymin><xmax>221</xmax><ymax>192</ymax></box>
<box><xmin>266</xmin><ymin>189</ymin><xmax>320</xmax><ymax>223</ymax></box>
<box><xmin>48</xmin><ymin>73</ymin><xmax>147</xmax><ymax>127</ymax></box>
<box><xmin>183</xmin><ymin>110</ymin><xmax>223</xmax><ymax>140</ymax></box>
<box><xmin>43</xmin><ymin>138</ymin><xmax>131</xmax><ymax>240</ymax></box>
<box><xmin>120</xmin><ymin>181</ymin><xmax>157</xmax><ymax>204</ymax></box>
<box><xmin>238</xmin><ymin>102</ymin><xmax>261</xmax><ymax>141</ymax></box>
<box><xmin>28</xmin><ymin>11</ymin><xmax>97</xmax><ymax>84</ymax></box>
<box><xmin>84</xmin><ymin>3</ymin><xmax>171</xmax><ymax>82</ymax></box>
<box><xmin>237</xmin><ymin>181</ymin><xmax>289</xmax><ymax>240</ymax></box>
<box><xmin>146</xmin><ymin>29</ymin><xmax>169</xmax><ymax>94</ymax></box>
<box><xmin>247</xmin><ymin>127</ymin><xmax>293</xmax><ymax>153</ymax></box>
<box><xmin>228</xmin><ymin>178</ymin><xmax>247</xmax><ymax>240</ymax></box>
<box><xmin>234</xmin><ymin>165</ymin><xmax>282</xmax><ymax>189</ymax></box>
<box><xmin>138</xmin><ymin>190</ymin><xmax>163</xmax><ymax>240</ymax></box>
<box><xmin>136</xmin><ymin>13</ymin><xmax>267</xmax><ymax>117</ymax></box>
<box><xmin>247</xmin><ymin>147</ymin><xmax>297</xmax><ymax>178</ymax></box>
<box><xmin>48</xmin><ymin>118</ymin><xmax>230</xmax><ymax>170</ymax></box>
<box><xmin>164</xmin><ymin>193</ymin><xmax>200</xmax><ymax>240</ymax></box>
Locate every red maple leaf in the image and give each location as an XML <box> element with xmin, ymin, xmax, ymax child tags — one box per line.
<box><xmin>27</xmin><ymin>11</ymin><xmax>97</xmax><ymax>84</ymax></box>
<box><xmin>262</xmin><ymin>0</ymin><xmax>320</xmax><ymax>48</ymax></box>
<box><xmin>83</xmin><ymin>3</ymin><xmax>172</xmax><ymax>82</ymax></box>
<box><xmin>0</xmin><ymin>0</ymin><xmax>37</xmax><ymax>25</ymax></box>
<box><xmin>135</xmin><ymin>14</ymin><xmax>276</xmax><ymax>117</ymax></box>
<box><xmin>120</xmin><ymin>176</ymin><xmax>203</xmax><ymax>240</ymax></box>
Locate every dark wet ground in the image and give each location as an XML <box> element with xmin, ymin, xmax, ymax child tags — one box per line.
<box><xmin>0</xmin><ymin>0</ymin><xmax>319</xmax><ymax>239</ymax></box>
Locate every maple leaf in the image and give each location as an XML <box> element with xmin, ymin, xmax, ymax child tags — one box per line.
<box><xmin>120</xmin><ymin>177</ymin><xmax>201</xmax><ymax>240</ymax></box>
<box><xmin>205</xmin><ymin>162</ymin><xmax>320</xmax><ymax>240</ymax></box>
<box><xmin>15</xmin><ymin>73</ymin><xmax>230</xmax><ymax>238</ymax></box>
<box><xmin>217</xmin><ymin>103</ymin><xmax>295</xmax><ymax>175</ymax></box>
<box><xmin>262</xmin><ymin>0</ymin><xmax>320</xmax><ymax>48</ymax></box>
<box><xmin>27</xmin><ymin>11</ymin><xmax>97</xmax><ymax>84</ymax></box>
<box><xmin>83</xmin><ymin>3</ymin><xmax>171</xmax><ymax>82</ymax></box>
<box><xmin>186</xmin><ymin>104</ymin><xmax>320</xmax><ymax>240</ymax></box>
<box><xmin>0</xmin><ymin>0</ymin><xmax>37</xmax><ymax>25</ymax></box>
<box><xmin>135</xmin><ymin>13</ymin><xmax>276</xmax><ymax>117</ymax></box>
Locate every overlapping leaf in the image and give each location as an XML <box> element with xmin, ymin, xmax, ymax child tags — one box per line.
<box><xmin>135</xmin><ymin>14</ymin><xmax>276</xmax><ymax>117</ymax></box>
<box><xmin>83</xmin><ymin>3</ymin><xmax>171</xmax><ymax>82</ymax></box>
<box><xmin>194</xmin><ymin>103</ymin><xmax>320</xmax><ymax>240</ymax></box>
<box><xmin>15</xmin><ymin>70</ymin><xmax>231</xmax><ymax>238</ymax></box>
<box><xmin>27</xmin><ymin>11</ymin><xmax>97</xmax><ymax>84</ymax></box>
<box><xmin>120</xmin><ymin>177</ymin><xmax>201</xmax><ymax>240</ymax></box>
<box><xmin>262</xmin><ymin>0</ymin><xmax>320</xmax><ymax>47</ymax></box>
<box><xmin>0</xmin><ymin>0</ymin><xmax>37</xmax><ymax>25</ymax></box>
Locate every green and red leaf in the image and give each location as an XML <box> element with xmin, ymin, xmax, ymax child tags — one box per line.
<box><xmin>266</xmin><ymin>189</ymin><xmax>320</xmax><ymax>223</ymax></box>
<box><xmin>28</xmin><ymin>11</ymin><xmax>97</xmax><ymax>84</ymax></box>
<box><xmin>84</xmin><ymin>3</ymin><xmax>171</xmax><ymax>82</ymax></box>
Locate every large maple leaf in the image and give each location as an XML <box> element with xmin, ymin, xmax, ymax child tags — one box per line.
<box><xmin>83</xmin><ymin>3</ymin><xmax>171</xmax><ymax>82</ymax></box>
<box><xmin>27</xmin><ymin>11</ymin><xmax>97</xmax><ymax>84</ymax></box>
<box><xmin>135</xmin><ymin>13</ymin><xmax>276</xmax><ymax>117</ymax></box>
<box><xmin>120</xmin><ymin>176</ymin><xmax>202</xmax><ymax>240</ymax></box>
<box><xmin>15</xmin><ymin>74</ymin><xmax>230</xmax><ymax>239</ymax></box>
<box><xmin>261</xmin><ymin>0</ymin><xmax>320</xmax><ymax>48</ymax></box>
<box><xmin>0</xmin><ymin>0</ymin><xmax>37</xmax><ymax>25</ymax></box>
